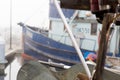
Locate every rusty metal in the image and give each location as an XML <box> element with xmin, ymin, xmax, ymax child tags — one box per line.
<box><xmin>90</xmin><ymin>0</ymin><xmax>99</xmax><ymax>12</ymax></box>
<box><xmin>60</xmin><ymin>0</ymin><xmax>90</xmax><ymax>10</ymax></box>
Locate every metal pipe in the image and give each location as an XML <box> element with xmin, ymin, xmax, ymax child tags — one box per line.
<box><xmin>10</xmin><ymin>0</ymin><xmax>13</xmax><ymax>49</ymax></box>
<box><xmin>53</xmin><ymin>0</ymin><xmax>91</xmax><ymax>79</ymax></box>
<box><xmin>9</xmin><ymin>64</ymin><xmax>11</xmax><ymax>80</ymax></box>
<box><xmin>38</xmin><ymin>60</ymin><xmax>71</xmax><ymax>69</ymax></box>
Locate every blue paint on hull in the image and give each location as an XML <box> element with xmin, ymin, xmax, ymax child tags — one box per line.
<box><xmin>22</xmin><ymin>25</ymin><xmax>120</xmax><ymax>66</ymax></box>
<box><xmin>22</xmin><ymin>26</ymin><xmax>96</xmax><ymax>65</ymax></box>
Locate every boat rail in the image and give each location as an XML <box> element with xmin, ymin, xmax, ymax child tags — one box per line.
<box><xmin>49</xmin><ymin>33</ymin><xmax>96</xmax><ymax>51</ymax></box>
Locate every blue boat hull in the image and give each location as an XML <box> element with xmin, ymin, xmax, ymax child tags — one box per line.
<box><xmin>21</xmin><ymin>25</ymin><xmax>120</xmax><ymax>66</ymax></box>
<box><xmin>22</xmin><ymin>26</ymin><xmax>97</xmax><ymax>65</ymax></box>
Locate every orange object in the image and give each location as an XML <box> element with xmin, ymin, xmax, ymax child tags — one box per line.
<box><xmin>86</xmin><ymin>53</ymin><xmax>97</xmax><ymax>62</ymax></box>
<box><xmin>21</xmin><ymin>53</ymin><xmax>36</xmax><ymax>60</ymax></box>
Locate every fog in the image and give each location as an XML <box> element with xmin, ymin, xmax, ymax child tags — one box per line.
<box><xmin>0</xmin><ymin>0</ymin><xmax>49</xmax><ymax>52</ymax></box>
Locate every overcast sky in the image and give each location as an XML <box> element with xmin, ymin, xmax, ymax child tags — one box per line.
<box><xmin>0</xmin><ymin>0</ymin><xmax>49</xmax><ymax>46</ymax></box>
<box><xmin>0</xmin><ymin>0</ymin><xmax>49</xmax><ymax>28</ymax></box>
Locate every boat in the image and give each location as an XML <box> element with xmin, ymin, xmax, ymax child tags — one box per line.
<box><xmin>18</xmin><ymin>0</ymin><xmax>120</xmax><ymax>66</ymax></box>
<box><xmin>19</xmin><ymin>22</ymin><xmax>96</xmax><ymax>66</ymax></box>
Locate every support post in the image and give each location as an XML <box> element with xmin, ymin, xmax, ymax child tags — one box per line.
<box><xmin>53</xmin><ymin>0</ymin><xmax>91</xmax><ymax>79</ymax></box>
